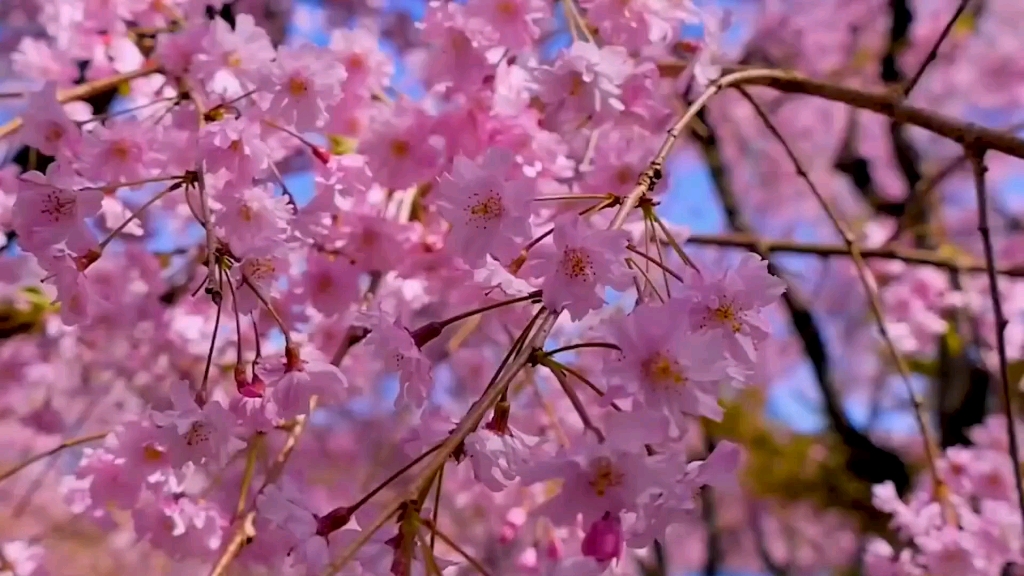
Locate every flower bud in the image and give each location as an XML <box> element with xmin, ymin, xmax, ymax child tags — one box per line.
<box><xmin>581</xmin><ymin>512</ymin><xmax>623</xmax><ymax>564</ymax></box>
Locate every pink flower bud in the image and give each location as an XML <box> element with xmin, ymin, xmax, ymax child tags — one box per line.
<box><xmin>581</xmin><ymin>512</ymin><xmax>623</xmax><ymax>564</ymax></box>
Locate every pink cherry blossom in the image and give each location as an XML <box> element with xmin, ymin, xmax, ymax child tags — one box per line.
<box><xmin>0</xmin><ymin>2</ymin><xmax>1015</xmax><ymax>576</ymax></box>
<box><xmin>433</xmin><ymin>148</ymin><xmax>535</xmax><ymax>266</ymax></box>
<box><xmin>525</xmin><ymin>215</ymin><xmax>632</xmax><ymax>320</ymax></box>
<box><xmin>18</xmin><ymin>82</ymin><xmax>81</xmax><ymax>158</ymax></box>
<box><xmin>11</xmin><ymin>166</ymin><xmax>102</xmax><ymax>252</ymax></box>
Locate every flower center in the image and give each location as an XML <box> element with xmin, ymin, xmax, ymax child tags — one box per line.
<box><xmin>496</xmin><ymin>0</ymin><xmax>518</xmax><ymax>17</ymax></box>
<box><xmin>642</xmin><ymin>352</ymin><xmax>687</xmax><ymax>387</ymax></box>
<box><xmin>243</xmin><ymin>258</ymin><xmax>276</xmax><ymax>283</ymax></box>
<box><xmin>238</xmin><ymin>203</ymin><xmax>254</xmax><ymax>222</ymax></box>
<box><xmin>42</xmin><ymin>191</ymin><xmax>76</xmax><ymax>221</ymax></box>
<box><xmin>615</xmin><ymin>166</ymin><xmax>634</xmax><ymax>186</ymax></box>
<box><xmin>706</xmin><ymin>303</ymin><xmax>742</xmax><ymax>334</ymax></box>
<box><xmin>390</xmin><ymin>139</ymin><xmax>411</xmax><ymax>159</ymax></box>
<box><xmin>143</xmin><ymin>444</ymin><xmax>166</xmax><ymax>462</ymax></box>
<box><xmin>468</xmin><ymin>194</ymin><xmax>503</xmax><ymax>222</ymax></box>
<box><xmin>183</xmin><ymin>421</ymin><xmax>211</xmax><ymax>447</ymax></box>
<box><xmin>225</xmin><ymin>52</ymin><xmax>242</xmax><ymax>68</ymax></box>
<box><xmin>110</xmin><ymin>140</ymin><xmax>132</xmax><ymax>162</ymax></box>
<box><xmin>288</xmin><ymin>75</ymin><xmax>310</xmax><ymax>97</ymax></box>
<box><xmin>589</xmin><ymin>456</ymin><xmax>624</xmax><ymax>497</ymax></box>
<box><xmin>315</xmin><ymin>273</ymin><xmax>333</xmax><ymax>294</ymax></box>
<box><xmin>44</xmin><ymin>124</ymin><xmax>65</xmax><ymax>145</ymax></box>
<box><xmin>346</xmin><ymin>54</ymin><xmax>366</xmax><ymax>73</ymax></box>
<box><xmin>568</xmin><ymin>73</ymin><xmax>586</xmax><ymax>97</ymax></box>
<box><xmin>559</xmin><ymin>248</ymin><xmax>594</xmax><ymax>282</ymax></box>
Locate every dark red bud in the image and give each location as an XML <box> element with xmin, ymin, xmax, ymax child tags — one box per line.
<box><xmin>315</xmin><ymin>505</ymin><xmax>354</xmax><ymax>537</ymax></box>
<box><xmin>284</xmin><ymin>344</ymin><xmax>302</xmax><ymax>372</ymax></box>
<box><xmin>76</xmin><ymin>248</ymin><xmax>102</xmax><ymax>272</ymax></box>
<box><xmin>409</xmin><ymin>321</ymin><xmax>444</xmax><ymax>349</ymax></box>
<box><xmin>310</xmin><ymin>145</ymin><xmax>331</xmax><ymax>165</ymax></box>
<box><xmin>234</xmin><ymin>365</ymin><xmax>266</xmax><ymax>398</ymax></box>
<box><xmin>485</xmin><ymin>400</ymin><xmax>511</xmax><ymax>435</ymax></box>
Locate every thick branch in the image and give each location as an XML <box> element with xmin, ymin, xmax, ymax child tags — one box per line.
<box><xmin>718</xmin><ymin>66</ymin><xmax>1024</xmax><ymax>160</ymax></box>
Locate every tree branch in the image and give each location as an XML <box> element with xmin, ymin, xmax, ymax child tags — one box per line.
<box><xmin>692</xmin><ymin>104</ymin><xmax>911</xmax><ymax>495</ymax></box>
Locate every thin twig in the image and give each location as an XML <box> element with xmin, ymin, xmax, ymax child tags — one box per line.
<box><xmin>683</xmin><ymin>232</ymin><xmax>1020</xmax><ymax>274</ymax></box>
<box><xmin>902</xmin><ymin>0</ymin><xmax>972</xmax><ymax>97</ymax></box>
<box><xmin>208</xmin><ymin>397</ymin><xmax>318</xmax><ymax>576</ymax></box>
<box><xmin>968</xmin><ymin>148</ymin><xmax>1024</xmax><ymax>537</ymax></box>
<box><xmin>322</xmin><ymin>313</ymin><xmax>560</xmax><ymax>575</ymax></box>
<box><xmin>420</xmin><ymin>517</ymin><xmax>494</xmax><ymax>576</ymax></box>
<box><xmin>737</xmin><ymin>88</ymin><xmax>946</xmax><ymax>496</ymax></box>
<box><xmin>0</xmin><ymin>64</ymin><xmax>161</xmax><ymax>141</ymax></box>
<box><xmin>0</xmin><ymin>432</ymin><xmax>108</xmax><ymax>485</ymax></box>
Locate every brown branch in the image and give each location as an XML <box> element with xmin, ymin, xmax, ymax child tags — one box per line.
<box><xmin>0</xmin><ymin>64</ymin><xmax>162</xmax><ymax>141</ymax></box>
<box><xmin>691</xmin><ymin>103</ymin><xmax>912</xmax><ymax>495</ymax></box>
<box><xmin>323</xmin><ymin>312</ymin><xmax>561</xmax><ymax>574</ymax></box>
<box><xmin>683</xmin><ymin>233</ymin><xmax>1024</xmax><ymax>275</ymax></box>
<box><xmin>208</xmin><ymin>397</ymin><xmax>318</xmax><ymax>576</ymax></box>
<box><xmin>0</xmin><ymin>432</ymin><xmax>109</xmax><ymax>485</ymax></box>
<box><xmin>736</xmin><ymin>88</ymin><xmax>944</xmax><ymax>496</ymax></box>
<box><xmin>968</xmin><ymin>149</ymin><xmax>1024</xmax><ymax>538</ymax></box>
<box><xmin>902</xmin><ymin>0</ymin><xmax>972</xmax><ymax>97</ymax></box>
<box><xmin>718</xmin><ymin>66</ymin><xmax>1024</xmax><ymax>159</ymax></box>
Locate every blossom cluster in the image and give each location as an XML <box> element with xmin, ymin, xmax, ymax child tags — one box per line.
<box><xmin>0</xmin><ymin>0</ymin><xmax>795</xmax><ymax>574</ymax></box>
<box><xmin>1</xmin><ymin>0</ymin><xmax>1022</xmax><ymax>575</ymax></box>
<box><xmin>867</xmin><ymin>416</ymin><xmax>1024</xmax><ymax>576</ymax></box>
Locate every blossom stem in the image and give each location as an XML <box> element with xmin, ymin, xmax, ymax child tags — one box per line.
<box><xmin>77</xmin><ymin>174</ymin><xmax>186</xmax><ymax>191</ymax></box>
<box><xmin>234</xmin><ymin>433</ymin><xmax>264</xmax><ymax>520</ymax></box>
<box><xmin>542</xmin><ymin>356</ymin><xmax>624</xmax><ymax>412</ymax></box>
<box><xmin>538</xmin><ymin>357</ymin><xmax>606</xmax><ymax>442</ymax></box>
<box><xmin>96</xmin><ymin>179</ymin><xmax>185</xmax><ymax>251</ymax></box>
<box><xmin>198</xmin><ymin>266</ymin><xmax>225</xmax><ymax>406</ymax></box>
<box><xmin>417</xmin><ymin>531</ymin><xmax>444</xmax><ymax>576</ymax></box>
<box><xmin>545</xmin><ymin>342</ymin><xmax>621</xmax><ymax>356</ymax></box>
<box><xmin>626</xmin><ymin>244</ymin><xmax>685</xmax><ymax>283</ymax></box>
<box><xmin>78</xmin><ymin>95</ymin><xmax>181</xmax><ymax>127</ymax></box>
<box><xmin>642</xmin><ymin>204</ymin><xmax>700</xmax><ymax>273</ymax></box>
<box><xmin>626</xmin><ymin>258</ymin><xmax>666</xmax><ymax>303</ymax></box>
<box><xmin>0</xmin><ymin>431</ymin><xmax>108</xmax><ymax>485</ymax></box>
<box><xmin>509</xmin><ymin>196</ymin><xmax>619</xmax><ymax>272</ymax></box>
<box><xmin>195</xmin><ymin>162</ymin><xmax>221</xmax><ymax>304</ymax></box>
<box><xmin>969</xmin><ymin>149</ymin><xmax>1024</xmax><ymax>536</ymax></box>
<box><xmin>530</xmin><ymin>380</ymin><xmax>571</xmax><ymax>447</ymax></box>
<box><xmin>324</xmin><ymin>312</ymin><xmax>560</xmax><ymax>574</ymax></box>
<box><xmin>533</xmin><ymin>194</ymin><xmax>611</xmax><ymax>202</ymax></box>
<box><xmin>222</xmin><ymin>273</ymin><xmax>244</xmax><ymax>366</ymax></box>
<box><xmin>239</xmin><ymin>273</ymin><xmax>293</xmax><ymax>348</ymax></box>
<box><xmin>267</xmin><ymin>159</ymin><xmax>299</xmax><ymax>214</ymax></box>
<box><xmin>420</xmin><ymin>517</ymin><xmax>494</xmax><ymax>576</ymax></box>
<box><xmin>429</xmin><ymin>465</ymin><xmax>443</xmax><ymax>550</ymax></box>
<box><xmin>316</xmin><ymin>441</ymin><xmax>444</xmax><ymax>537</ymax></box>
<box><xmin>434</xmin><ymin>291</ymin><xmax>541</xmax><ymax>330</ymax></box>
<box><xmin>209</xmin><ymin>397</ymin><xmax>318</xmax><ymax>576</ymax></box>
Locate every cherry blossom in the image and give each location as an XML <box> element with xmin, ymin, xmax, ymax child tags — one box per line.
<box><xmin>0</xmin><ymin>1</ymin><xmax>1020</xmax><ymax>575</ymax></box>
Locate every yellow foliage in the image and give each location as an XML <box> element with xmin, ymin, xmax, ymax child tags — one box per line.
<box><xmin>706</xmin><ymin>390</ymin><xmax>902</xmax><ymax>533</ymax></box>
<box><xmin>0</xmin><ymin>286</ymin><xmax>55</xmax><ymax>340</ymax></box>
<box><xmin>952</xmin><ymin>12</ymin><xmax>976</xmax><ymax>38</ymax></box>
<box><xmin>327</xmin><ymin>134</ymin><xmax>358</xmax><ymax>155</ymax></box>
